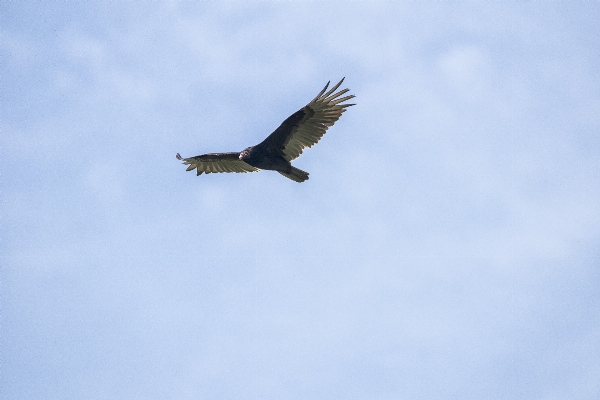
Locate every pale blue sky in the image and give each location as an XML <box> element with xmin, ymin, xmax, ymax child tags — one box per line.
<box><xmin>2</xmin><ymin>2</ymin><xmax>599</xmax><ymax>399</ymax></box>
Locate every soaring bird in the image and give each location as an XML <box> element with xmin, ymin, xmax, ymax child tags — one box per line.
<box><xmin>176</xmin><ymin>78</ymin><xmax>355</xmax><ymax>182</ymax></box>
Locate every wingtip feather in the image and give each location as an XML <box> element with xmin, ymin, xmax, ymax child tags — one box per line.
<box><xmin>310</xmin><ymin>81</ymin><xmax>330</xmax><ymax>103</ymax></box>
<box><xmin>330</xmin><ymin>94</ymin><xmax>355</xmax><ymax>105</ymax></box>
<box><xmin>322</xmin><ymin>78</ymin><xmax>345</xmax><ymax>99</ymax></box>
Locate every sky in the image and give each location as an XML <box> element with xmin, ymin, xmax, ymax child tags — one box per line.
<box><xmin>1</xmin><ymin>2</ymin><xmax>600</xmax><ymax>399</ymax></box>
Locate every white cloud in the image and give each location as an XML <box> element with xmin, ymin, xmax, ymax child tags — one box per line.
<box><xmin>438</xmin><ymin>45</ymin><xmax>493</xmax><ymax>101</ymax></box>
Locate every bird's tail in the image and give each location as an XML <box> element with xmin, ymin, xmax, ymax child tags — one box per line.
<box><xmin>279</xmin><ymin>166</ymin><xmax>309</xmax><ymax>183</ymax></box>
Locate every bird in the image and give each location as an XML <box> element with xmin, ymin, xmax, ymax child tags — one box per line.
<box><xmin>176</xmin><ymin>78</ymin><xmax>355</xmax><ymax>182</ymax></box>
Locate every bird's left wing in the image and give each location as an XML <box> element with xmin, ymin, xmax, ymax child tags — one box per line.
<box><xmin>176</xmin><ymin>152</ymin><xmax>260</xmax><ymax>176</ymax></box>
<box><xmin>258</xmin><ymin>78</ymin><xmax>355</xmax><ymax>161</ymax></box>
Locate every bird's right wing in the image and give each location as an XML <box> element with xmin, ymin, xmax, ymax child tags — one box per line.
<box><xmin>257</xmin><ymin>78</ymin><xmax>355</xmax><ymax>161</ymax></box>
<box><xmin>176</xmin><ymin>152</ymin><xmax>260</xmax><ymax>176</ymax></box>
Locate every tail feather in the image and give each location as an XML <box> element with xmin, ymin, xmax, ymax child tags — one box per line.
<box><xmin>278</xmin><ymin>166</ymin><xmax>309</xmax><ymax>182</ymax></box>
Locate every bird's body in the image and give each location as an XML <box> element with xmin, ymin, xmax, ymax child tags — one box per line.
<box><xmin>176</xmin><ymin>78</ymin><xmax>354</xmax><ymax>182</ymax></box>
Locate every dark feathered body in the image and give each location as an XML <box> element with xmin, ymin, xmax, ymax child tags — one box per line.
<box><xmin>239</xmin><ymin>109</ymin><xmax>307</xmax><ymax>174</ymax></box>
<box><xmin>239</xmin><ymin>144</ymin><xmax>288</xmax><ymax>171</ymax></box>
<box><xmin>176</xmin><ymin>79</ymin><xmax>354</xmax><ymax>182</ymax></box>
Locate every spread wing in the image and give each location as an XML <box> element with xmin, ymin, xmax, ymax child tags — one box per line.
<box><xmin>257</xmin><ymin>78</ymin><xmax>355</xmax><ymax>161</ymax></box>
<box><xmin>176</xmin><ymin>152</ymin><xmax>259</xmax><ymax>176</ymax></box>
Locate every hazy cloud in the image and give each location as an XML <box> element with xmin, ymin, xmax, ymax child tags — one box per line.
<box><xmin>2</xmin><ymin>2</ymin><xmax>599</xmax><ymax>400</ymax></box>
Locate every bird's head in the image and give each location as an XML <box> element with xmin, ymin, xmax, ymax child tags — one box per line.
<box><xmin>239</xmin><ymin>147</ymin><xmax>252</xmax><ymax>161</ymax></box>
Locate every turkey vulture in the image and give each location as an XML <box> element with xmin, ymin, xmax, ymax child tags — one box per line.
<box><xmin>176</xmin><ymin>78</ymin><xmax>355</xmax><ymax>182</ymax></box>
